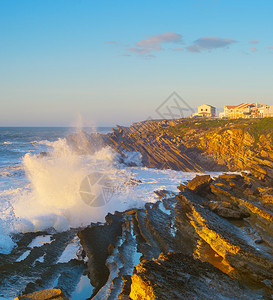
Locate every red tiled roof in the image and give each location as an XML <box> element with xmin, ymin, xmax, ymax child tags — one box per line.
<box><xmin>236</xmin><ymin>103</ymin><xmax>255</xmax><ymax>109</ymax></box>
<box><xmin>226</xmin><ymin>103</ymin><xmax>256</xmax><ymax>110</ymax></box>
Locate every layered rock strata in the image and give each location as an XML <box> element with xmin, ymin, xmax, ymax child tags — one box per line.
<box><xmin>78</xmin><ymin>173</ymin><xmax>273</xmax><ymax>299</ymax></box>
<box><xmin>67</xmin><ymin>118</ymin><xmax>273</xmax><ymax>184</ymax></box>
<box><xmin>15</xmin><ymin>118</ymin><xmax>273</xmax><ymax>299</ymax></box>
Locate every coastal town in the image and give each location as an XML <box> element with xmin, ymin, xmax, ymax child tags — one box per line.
<box><xmin>192</xmin><ymin>102</ymin><xmax>273</xmax><ymax>118</ymax></box>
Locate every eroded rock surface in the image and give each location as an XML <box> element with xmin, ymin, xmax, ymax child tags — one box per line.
<box><xmin>78</xmin><ymin>173</ymin><xmax>273</xmax><ymax>299</ymax></box>
<box><xmin>129</xmin><ymin>253</ymin><xmax>255</xmax><ymax>300</ymax></box>
<box><xmin>1</xmin><ymin>230</ymin><xmax>87</xmax><ymax>299</ymax></box>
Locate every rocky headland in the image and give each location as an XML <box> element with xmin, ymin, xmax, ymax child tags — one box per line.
<box><xmin>12</xmin><ymin>118</ymin><xmax>273</xmax><ymax>299</ymax></box>
<box><xmin>68</xmin><ymin>117</ymin><xmax>273</xmax><ymax>184</ymax></box>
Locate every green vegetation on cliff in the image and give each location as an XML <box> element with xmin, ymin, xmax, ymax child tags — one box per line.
<box><xmin>168</xmin><ymin>117</ymin><xmax>273</xmax><ymax>144</ymax></box>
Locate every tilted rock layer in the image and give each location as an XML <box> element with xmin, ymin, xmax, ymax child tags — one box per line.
<box><xmin>29</xmin><ymin>118</ymin><xmax>273</xmax><ymax>299</ymax></box>
<box><xmin>100</xmin><ymin>118</ymin><xmax>273</xmax><ymax>184</ymax></box>
<box><xmin>68</xmin><ymin>118</ymin><xmax>273</xmax><ymax>184</ymax></box>
<box><xmin>78</xmin><ymin>172</ymin><xmax>273</xmax><ymax>299</ymax></box>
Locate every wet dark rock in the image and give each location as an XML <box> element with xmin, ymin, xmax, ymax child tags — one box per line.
<box><xmin>118</xmin><ymin>275</ymin><xmax>132</xmax><ymax>300</ymax></box>
<box><xmin>77</xmin><ymin>212</ymin><xmax>123</xmax><ymax>298</ymax></box>
<box><xmin>0</xmin><ymin>229</ymin><xmax>88</xmax><ymax>299</ymax></box>
<box><xmin>255</xmin><ymin>239</ymin><xmax>264</xmax><ymax>244</ymax></box>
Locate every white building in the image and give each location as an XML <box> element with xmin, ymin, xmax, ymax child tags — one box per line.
<box><xmin>219</xmin><ymin>102</ymin><xmax>273</xmax><ymax>119</ymax></box>
<box><xmin>260</xmin><ymin>105</ymin><xmax>273</xmax><ymax>117</ymax></box>
<box><xmin>192</xmin><ymin>104</ymin><xmax>216</xmax><ymax>118</ymax></box>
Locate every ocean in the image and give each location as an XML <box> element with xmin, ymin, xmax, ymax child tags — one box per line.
<box><xmin>0</xmin><ymin>127</ymin><xmax>113</xmax><ymax>253</ymax></box>
<box><xmin>0</xmin><ymin>126</ymin><xmax>217</xmax><ymax>299</ymax></box>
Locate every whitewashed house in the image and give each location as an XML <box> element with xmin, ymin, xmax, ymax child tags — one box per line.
<box><xmin>192</xmin><ymin>104</ymin><xmax>216</xmax><ymax>118</ymax></box>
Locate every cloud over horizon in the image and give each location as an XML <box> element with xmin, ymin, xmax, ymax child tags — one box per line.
<box><xmin>186</xmin><ymin>36</ymin><xmax>236</xmax><ymax>53</ymax></box>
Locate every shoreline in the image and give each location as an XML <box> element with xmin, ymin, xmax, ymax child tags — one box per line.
<box><xmin>2</xmin><ymin>118</ymin><xmax>273</xmax><ymax>299</ymax></box>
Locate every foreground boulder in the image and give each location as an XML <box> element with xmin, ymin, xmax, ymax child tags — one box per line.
<box><xmin>185</xmin><ymin>174</ymin><xmax>212</xmax><ymax>195</ymax></box>
<box><xmin>13</xmin><ymin>289</ymin><xmax>68</xmax><ymax>300</ymax></box>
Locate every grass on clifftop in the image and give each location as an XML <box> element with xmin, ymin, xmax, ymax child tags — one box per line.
<box><xmin>246</xmin><ymin>118</ymin><xmax>273</xmax><ymax>144</ymax></box>
<box><xmin>168</xmin><ymin>117</ymin><xmax>273</xmax><ymax>144</ymax></box>
<box><xmin>168</xmin><ymin>118</ymin><xmax>247</xmax><ymax>135</ymax></box>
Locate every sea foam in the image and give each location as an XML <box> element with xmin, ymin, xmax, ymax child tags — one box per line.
<box><xmin>11</xmin><ymin>136</ymin><xmax>200</xmax><ymax>234</ymax></box>
<box><xmin>13</xmin><ymin>138</ymin><xmax>124</xmax><ymax>231</ymax></box>
<box><xmin>0</xmin><ymin>133</ymin><xmax>209</xmax><ymax>255</ymax></box>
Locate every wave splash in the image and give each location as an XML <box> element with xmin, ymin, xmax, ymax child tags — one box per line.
<box><xmin>12</xmin><ymin>137</ymin><xmax>140</xmax><ymax>233</ymax></box>
<box><xmin>1</xmin><ymin>131</ymin><xmax>205</xmax><ymax>256</ymax></box>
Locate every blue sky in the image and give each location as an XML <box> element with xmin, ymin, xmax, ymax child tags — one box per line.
<box><xmin>0</xmin><ymin>0</ymin><xmax>273</xmax><ymax>126</ymax></box>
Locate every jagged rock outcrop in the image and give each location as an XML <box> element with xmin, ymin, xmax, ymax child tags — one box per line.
<box><xmin>78</xmin><ymin>173</ymin><xmax>273</xmax><ymax>299</ymax></box>
<box><xmin>185</xmin><ymin>174</ymin><xmax>212</xmax><ymax>195</ymax></box>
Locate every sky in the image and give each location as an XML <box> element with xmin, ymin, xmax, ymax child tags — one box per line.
<box><xmin>0</xmin><ymin>0</ymin><xmax>273</xmax><ymax>126</ymax></box>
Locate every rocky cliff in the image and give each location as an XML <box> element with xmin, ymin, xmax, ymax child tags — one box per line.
<box><xmin>13</xmin><ymin>118</ymin><xmax>273</xmax><ymax>299</ymax></box>
<box><xmin>74</xmin><ymin>118</ymin><xmax>273</xmax><ymax>299</ymax></box>
<box><xmin>68</xmin><ymin>117</ymin><xmax>273</xmax><ymax>183</ymax></box>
